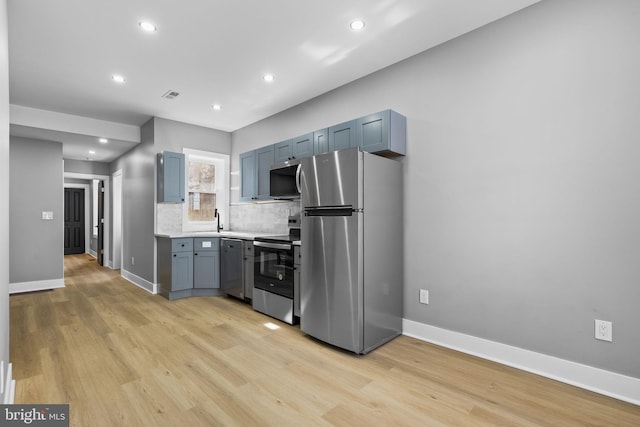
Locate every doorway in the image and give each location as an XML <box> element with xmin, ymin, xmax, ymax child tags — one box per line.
<box><xmin>64</xmin><ymin>187</ymin><xmax>85</xmax><ymax>255</ymax></box>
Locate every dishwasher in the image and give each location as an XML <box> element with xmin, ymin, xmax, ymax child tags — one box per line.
<box><xmin>220</xmin><ymin>238</ymin><xmax>244</xmax><ymax>300</ymax></box>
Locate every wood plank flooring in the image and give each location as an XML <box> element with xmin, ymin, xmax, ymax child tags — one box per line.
<box><xmin>10</xmin><ymin>254</ymin><xmax>640</xmax><ymax>426</ymax></box>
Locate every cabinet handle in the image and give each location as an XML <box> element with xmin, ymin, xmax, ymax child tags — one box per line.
<box><xmin>173</xmin><ymin>254</ymin><xmax>176</xmax><ymax>257</ymax></box>
<box><xmin>195</xmin><ymin>252</ymin><xmax>198</xmax><ymax>256</ymax></box>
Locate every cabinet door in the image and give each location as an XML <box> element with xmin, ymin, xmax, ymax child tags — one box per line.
<box><xmin>193</xmin><ymin>251</ymin><xmax>219</xmax><ymax>289</ymax></box>
<box><xmin>274</xmin><ymin>140</ymin><xmax>293</xmax><ymax>163</ymax></box>
<box><xmin>291</xmin><ymin>132</ymin><xmax>314</xmax><ymax>159</ymax></box>
<box><xmin>243</xmin><ymin>241</ymin><xmax>254</xmax><ymax>300</ymax></box>
<box><xmin>313</xmin><ymin>128</ymin><xmax>329</xmax><ymax>155</ymax></box>
<box><xmin>328</xmin><ymin>120</ymin><xmax>357</xmax><ymax>151</ymax></box>
<box><xmin>171</xmin><ymin>251</ymin><xmax>193</xmax><ymax>291</ymax></box>
<box><xmin>255</xmin><ymin>145</ymin><xmax>275</xmax><ymax>200</ymax></box>
<box><xmin>356</xmin><ymin>111</ymin><xmax>389</xmax><ymax>153</ymax></box>
<box><xmin>356</xmin><ymin>110</ymin><xmax>406</xmax><ymax>155</ymax></box>
<box><xmin>239</xmin><ymin>150</ymin><xmax>256</xmax><ymax>202</ymax></box>
<box><xmin>157</xmin><ymin>151</ymin><xmax>185</xmax><ymax>203</ymax></box>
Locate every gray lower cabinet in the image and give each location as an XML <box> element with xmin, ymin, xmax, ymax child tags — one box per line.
<box><xmin>157</xmin><ymin>236</ymin><xmax>221</xmax><ymax>300</ymax></box>
<box><xmin>243</xmin><ymin>240</ymin><xmax>254</xmax><ymax>300</ymax></box>
<box><xmin>193</xmin><ymin>237</ymin><xmax>220</xmax><ymax>289</ymax></box>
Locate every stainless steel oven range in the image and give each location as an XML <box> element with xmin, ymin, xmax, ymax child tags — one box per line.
<box><xmin>252</xmin><ymin>225</ymin><xmax>300</xmax><ymax>325</ymax></box>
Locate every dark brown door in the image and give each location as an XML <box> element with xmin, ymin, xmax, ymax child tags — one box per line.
<box><xmin>64</xmin><ymin>188</ymin><xmax>85</xmax><ymax>255</ymax></box>
<box><xmin>97</xmin><ymin>180</ymin><xmax>104</xmax><ymax>265</ymax></box>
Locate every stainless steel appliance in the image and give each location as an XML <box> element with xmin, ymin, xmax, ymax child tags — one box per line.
<box><xmin>300</xmin><ymin>148</ymin><xmax>403</xmax><ymax>354</ymax></box>
<box><xmin>220</xmin><ymin>238</ymin><xmax>244</xmax><ymax>299</ymax></box>
<box><xmin>253</xmin><ymin>220</ymin><xmax>300</xmax><ymax>324</ymax></box>
<box><xmin>269</xmin><ymin>159</ymin><xmax>301</xmax><ymax>200</ymax></box>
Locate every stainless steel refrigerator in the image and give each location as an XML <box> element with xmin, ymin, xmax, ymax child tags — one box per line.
<box><xmin>299</xmin><ymin>148</ymin><xmax>403</xmax><ymax>354</ymax></box>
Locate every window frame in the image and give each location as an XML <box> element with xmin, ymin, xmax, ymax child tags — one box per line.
<box><xmin>181</xmin><ymin>148</ymin><xmax>229</xmax><ymax>232</ymax></box>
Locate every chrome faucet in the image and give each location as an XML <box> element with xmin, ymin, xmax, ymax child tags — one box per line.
<box><xmin>215</xmin><ymin>208</ymin><xmax>223</xmax><ymax>233</ymax></box>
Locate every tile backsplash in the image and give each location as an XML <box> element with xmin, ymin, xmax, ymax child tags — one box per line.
<box><xmin>230</xmin><ymin>201</ymin><xmax>301</xmax><ymax>234</ymax></box>
<box><xmin>157</xmin><ymin>200</ymin><xmax>301</xmax><ymax>235</ymax></box>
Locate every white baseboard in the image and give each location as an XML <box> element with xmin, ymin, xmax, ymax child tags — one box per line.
<box><xmin>120</xmin><ymin>269</ymin><xmax>157</xmax><ymax>294</ymax></box>
<box><xmin>2</xmin><ymin>361</ymin><xmax>15</xmax><ymax>404</ymax></box>
<box><xmin>403</xmin><ymin>319</ymin><xmax>640</xmax><ymax>406</ymax></box>
<box><xmin>9</xmin><ymin>278</ymin><xmax>65</xmax><ymax>294</ymax></box>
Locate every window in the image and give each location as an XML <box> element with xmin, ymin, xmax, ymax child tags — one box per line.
<box><xmin>182</xmin><ymin>148</ymin><xmax>229</xmax><ymax>232</ymax></box>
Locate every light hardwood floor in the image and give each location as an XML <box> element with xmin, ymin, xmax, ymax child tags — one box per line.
<box><xmin>10</xmin><ymin>254</ymin><xmax>640</xmax><ymax>426</ymax></box>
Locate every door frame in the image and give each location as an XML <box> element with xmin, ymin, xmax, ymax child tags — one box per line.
<box><xmin>112</xmin><ymin>169</ymin><xmax>123</xmax><ymax>270</ymax></box>
<box><xmin>63</xmin><ymin>183</ymin><xmax>90</xmax><ymax>255</ymax></box>
<box><xmin>64</xmin><ymin>172</ymin><xmax>110</xmax><ymax>268</ymax></box>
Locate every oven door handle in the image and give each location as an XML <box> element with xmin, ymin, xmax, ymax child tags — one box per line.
<box><xmin>254</xmin><ymin>241</ymin><xmax>292</xmax><ymax>250</ymax></box>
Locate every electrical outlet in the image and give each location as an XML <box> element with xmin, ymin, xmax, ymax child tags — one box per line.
<box><xmin>595</xmin><ymin>319</ymin><xmax>612</xmax><ymax>342</ymax></box>
<box><xmin>419</xmin><ymin>289</ymin><xmax>429</xmax><ymax>305</ymax></box>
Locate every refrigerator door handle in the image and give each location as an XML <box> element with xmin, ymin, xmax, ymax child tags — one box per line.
<box><xmin>304</xmin><ymin>206</ymin><xmax>354</xmax><ymax>217</ymax></box>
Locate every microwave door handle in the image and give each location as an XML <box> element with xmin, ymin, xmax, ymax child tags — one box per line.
<box><xmin>295</xmin><ymin>163</ymin><xmax>302</xmax><ymax>194</ymax></box>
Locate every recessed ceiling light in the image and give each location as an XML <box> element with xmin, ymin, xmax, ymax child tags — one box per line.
<box><xmin>89</xmin><ymin>150</ymin><xmax>96</xmax><ymax>155</ymax></box>
<box><xmin>98</xmin><ymin>138</ymin><xmax>108</xmax><ymax>143</ymax></box>
<box><xmin>263</xmin><ymin>74</ymin><xmax>275</xmax><ymax>82</ymax></box>
<box><xmin>138</xmin><ymin>21</ymin><xmax>157</xmax><ymax>32</ymax></box>
<box><xmin>350</xmin><ymin>20</ymin><xmax>366</xmax><ymax>31</ymax></box>
<box><xmin>212</xmin><ymin>104</ymin><xmax>222</xmax><ymax>111</ymax></box>
<box><xmin>112</xmin><ymin>74</ymin><xmax>126</xmax><ymax>83</ymax></box>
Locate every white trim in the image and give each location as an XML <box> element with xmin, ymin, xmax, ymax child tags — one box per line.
<box><xmin>120</xmin><ymin>269</ymin><xmax>157</xmax><ymax>294</ymax></box>
<box><xmin>64</xmin><ymin>172</ymin><xmax>111</xmax><ymax>269</ymax></box>
<box><xmin>9</xmin><ymin>278</ymin><xmax>65</xmax><ymax>294</ymax></box>
<box><xmin>403</xmin><ymin>319</ymin><xmax>640</xmax><ymax>406</ymax></box>
<box><xmin>2</xmin><ymin>362</ymin><xmax>14</xmax><ymax>404</ymax></box>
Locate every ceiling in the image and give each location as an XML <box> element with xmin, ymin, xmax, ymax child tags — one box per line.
<box><xmin>7</xmin><ymin>0</ymin><xmax>540</xmax><ymax>162</ymax></box>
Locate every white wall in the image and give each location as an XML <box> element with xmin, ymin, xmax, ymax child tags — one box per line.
<box><xmin>232</xmin><ymin>0</ymin><xmax>640</xmax><ymax>380</ymax></box>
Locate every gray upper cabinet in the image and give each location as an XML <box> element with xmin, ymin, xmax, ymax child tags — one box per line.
<box><xmin>240</xmin><ymin>145</ymin><xmax>274</xmax><ymax>201</ymax></box>
<box><xmin>239</xmin><ymin>151</ymin><xmax>256</xmax><ymax>202</ymax></box>
<box><xmin>238</xmin><ymin>109</ymin><xmax>405</xmax><ymax>202</ymax></box>
<box><xmin>157</xmin><ymin>151</ymin><xmax>185</xmax><ymax>203</ymax></box>
<box><xmin>275</xmin><ymin>132</ymin><xmax>314</xmax><ymax>162</ymax></box>
<box><xmin>356</xmin><ymin>110</ymin><xmax>406</xmax><ymax>156</ymax></box>
<box><xmin>255</xmin><ymin>145</ymin><xmax>274</xmax><ymax>199</ymax></box>
<box><xmin>291</xmin><ymin>132</ymin><xmax>314</xmax><ymax>159</ymax></box>
<box><xmin>313</xmin><ymin>128</ymin><xmax>329</xmax><ymax>155</ymax></box>
<box><xmin>274</xmin><ymin>139</ymin><xmax>293</xmax><ymax>163</ymax></box>
<box><xmin>328</xmin><ymin>120</ymin><xmax>357</xmax><ymax>152</ymax></box>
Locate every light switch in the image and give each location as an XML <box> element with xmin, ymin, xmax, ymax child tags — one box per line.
<box><xmin>42</xmin><ymin>211</ymin><xmax>53</xmax><ymax>220</ymax></box>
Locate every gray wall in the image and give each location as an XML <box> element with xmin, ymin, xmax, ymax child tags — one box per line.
<box><xmin>110</xmin><ymin>117</ymin><xmax>232</xmax><ymax>283</ymax></box>
<box><xmin>231</xmin><ymin>0</ymin><xmax>640</xmax><ymax>378</ymax></box>
<box><xmin>64</xmin><ymin>159</ymin><xmax>109</xmax><ymax>176</ymax></box>
<box><xmin>10</xmin><ymin>137</ymin><xmax>63</xmax><ymax>283</ymax></box>
<box><xmin>0</xmin><ymin>0</ymin><xmax>10</xmax><ymax>371</ymax></box>
<box><xmin>111</xmin><ymin>118</ymin><xmax>156</xmax><ymax>283</ymax></box>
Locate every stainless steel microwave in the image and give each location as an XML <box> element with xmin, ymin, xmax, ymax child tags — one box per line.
<box><xmin>269</xmin><ymin>159</ymin><xmax>301</xmax><ymax>199</ymax></box>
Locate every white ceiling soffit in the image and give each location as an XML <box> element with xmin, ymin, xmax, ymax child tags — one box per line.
<box><xmin>7</xmin><ymin>0</ymin><xmax>541</xmax><ymax>161</ymax></box>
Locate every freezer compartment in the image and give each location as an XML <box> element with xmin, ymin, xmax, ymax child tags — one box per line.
<box><xmin>300</xmin><ymin>148</ymin><xmax>362</xmax><ymax>209</ymax></box>
<box><xmin>253</xmin><ymin>288</ymin><xmax>295</xmax><ymax>325</ymax></box>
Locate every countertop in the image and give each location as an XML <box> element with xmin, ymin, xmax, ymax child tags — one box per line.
<box><xmin>155</xmin><ymin>231</ymin><xmax>284</xmax><ymax>240</ymax></box>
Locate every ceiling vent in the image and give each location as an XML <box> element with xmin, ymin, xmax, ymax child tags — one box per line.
<box><xmin>161</xmin><ymin>90</ymin><xmax>180</xmax><ymax>99</ymax></box>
